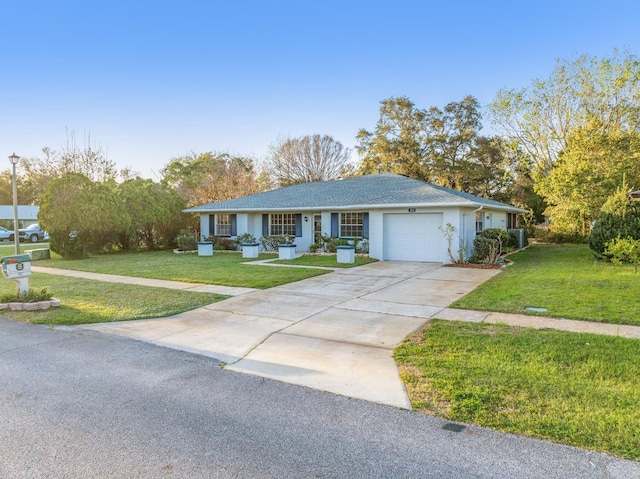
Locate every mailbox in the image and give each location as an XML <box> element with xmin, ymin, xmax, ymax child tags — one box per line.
<box><xmin>2</xmin><ymin>254</ymin><xmax>32</xmax><ymax>279</ymax></box>
<box><xmin>1</xmin><ymin>254</ymin><xmax>32</xmax><ymax>294</ymax></box>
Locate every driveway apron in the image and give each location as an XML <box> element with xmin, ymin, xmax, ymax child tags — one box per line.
<box><xmin>82</xmin><ymin>262</ymin><xmax>499</xmax><ymax>409</ymax></box>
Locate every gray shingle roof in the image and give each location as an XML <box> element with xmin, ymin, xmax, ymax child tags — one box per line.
<box><xmin>184</xmin><ymin>173</ymin><xmax>526</xmax><ymax>213</ymax></box>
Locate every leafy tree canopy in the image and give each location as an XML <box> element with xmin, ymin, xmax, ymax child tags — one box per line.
<box><xmin>490</xmin><ymin>49</ymin><xmax>640</xmax><ymax>174</ymax></box>
<box><xmin>356</xmin><ymin>96</ymin><xmax>528</xmax><ymax>204</ymax></box>
<box><xmin>162</xmin><ymin>152</ymin><xmax>261</xmax><ymax>207</ymax></box>
<box><xmin>536</xmin><ymin>127</ymin><xmax>640</xmax><ymax>236</ymax></box>
<box><xmin>39</xmin><ymin>173</ymin><xmax>130</xmax><ymax>258</ymax></box>
<box><xmin>116</xmin><ymin>179</ymin><xmax>187</xmax><ymax>250</ymax></box>
<box><xmin>588</xmin><ymin>184</ymin><xmax>640</xmax><ymax>256</ymax></box>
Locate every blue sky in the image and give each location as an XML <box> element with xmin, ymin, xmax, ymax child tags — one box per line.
<box><xmin>1</xmin><ymin>0</ymin><xmax>638</xmax><ymax>179</ymax></box>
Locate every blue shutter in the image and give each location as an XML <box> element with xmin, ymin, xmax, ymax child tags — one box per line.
<box><xmin>362</xmin><ymin>212</ymin><xmax>369</xmax><ymax>239</ymax></box>
<box><xmin>295</xmin><ymin>214</ymin><xmax>302</xmax><ymax>237</ymax></box>
<box><xmin>230</xmin><ymin>214</ymin><xmax>237</xmax><ymax>236</ymax></box>
<box><xmin>331</xmin><ymin>213</ymin><xmax>339</xmax><ymax>237</ymax></box>
<box><xmin>209</xmin><ymin>214</ymin><xmax>215</xmax><ymax>236</ymax></box>
<box><xmin>262</xmin><ymin>214</ymin><xmax>269</xmax><ymax>236</ymax></box>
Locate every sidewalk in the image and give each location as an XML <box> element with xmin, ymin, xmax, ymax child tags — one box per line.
<box><xmin>435</xmin><ymin>308</ymin><xmax>640</xmax><ymax>339</ymax></box>
<box><xmin>31</xmin><ymin>266</ymin><xmax>258</xmax><ymax>296</ymax></box>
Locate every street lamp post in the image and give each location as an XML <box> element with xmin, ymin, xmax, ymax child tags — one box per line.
<box><xmin>8</xmin><ymin>153</ymin><xmax>20</xmax><ymax>255</ymax></box>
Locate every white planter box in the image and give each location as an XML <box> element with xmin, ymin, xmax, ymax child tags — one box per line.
<box><xmin>197</xmin><ymin>241</ymin><xmax>213</xmax><ymax>256</ymax></box>
<box><xmin>242</xmin><ymin>243</ymin><xmax>260</xmax><ymax>259</ymax></box>
<box><xmin>336</xmin><ymin>246</ymin><xmax>355</xmax><ymax>264</ymax></box>
<box><xmin>278</xmin><ymin>244</ymin><xmax>297</xmax><ymax>260</ymax></box>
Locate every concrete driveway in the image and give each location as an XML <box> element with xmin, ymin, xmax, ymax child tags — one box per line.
<box><xmin>83</xmin><ymin>262</ymin><xmax>499</xmax><ymax>409</ymax></box>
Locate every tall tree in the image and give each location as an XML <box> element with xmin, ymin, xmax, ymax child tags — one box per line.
<box><xmin>39</xmin><ymin>173</ymin><xmax>130</xmax><ymax>258</ymax></box>
<box><xmin>20</xmin><ymin>133</ymin><xmax>119</xmax><ymax>204</ymax></box>
<box><xmin>423</xmin><ymin>96</ymin><xmax>482</xmax><ymax>189</ymax></box>
<box><xmin>162</xmin><ymin>152</ymin><xmax>260</xmax><ymax>207</ymax></box>
<box><xmin>0</xmin><ymin>170</ymin><xmax>17</xmax><ymax>205</ymax></box>
<box><xmin>490</xmin><ymin>49</ymin><xmax>640</xmax><ymax>174</ymax></box>
<box><xmin>356</xmin><ymin>97</ymin><xmax>429</xmax><ymax>180</ymax></box>
<box><xmin>460</xmin><ymin>136</ymin><xmax>515</xmax><ymax>202</ymax></box>
<box><xmin>357</xmin><ymin>96</ymin><xmax>523</xmax><ymax>204</ymax></box>
<box><xmin>265</xmin><ymin>134</ymin><xmax>354</xmax><ymax>187</ymax></box>
<box><xmin>116</xmin><ymin>179</ymin><xmax>187</xmax><ymax>250</ymax></box>
<box><xmin>535</xmin><ymin>126</ymin><xmax>640</xmax><ymax>236</ymax></box>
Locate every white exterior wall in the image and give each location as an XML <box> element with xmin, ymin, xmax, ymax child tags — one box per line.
<box><xmin>199</xmin><ymin>207</ymin><xmax>515</xmax><ymax>259</ymax></box>
<box><xmin>236</xmin><ymin>213</ymin><xmax>249</xmax><ymax>238</ymax></box>
<box><xmin>321</xmin><ymin>212</ymin><xmax>332</xmax><ymax>236</ymax></box>
<box><xmin>248</xmin><ymin>213</ymin><xmax>262</xmax><ymax>239</ymax></box>
<box><xmin>199</xmin><ymin>215</ymin><xmax>210</xmax><ymax>240</ymax></box>
<box><xmin>460</xmin><ymin>207</ymin><xmax>513</xmax><ymax>259</ymax></box>
<box><xmin>368</xmin><ymin>211</ymin><xmax>384</xmax><ymax>260</ymax></box>
<box><xmin>201</xmin><ymin>212</ymin><xmax>314</xmax><ymax>252</ymax></box>
<box><xmin>440</xmin><ymin>208</ymin><xmax>462</xmax><ymax>264</ymax></box>
<box><xmin>297</xmin><ymin>212</ymin><xmax>314</xmax><ymax>251</ymax></box>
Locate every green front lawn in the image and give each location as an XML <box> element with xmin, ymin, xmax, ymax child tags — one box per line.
<box><xmin>451</xmin><ymin>244</ymin><xmax>640</xmax><ymax>325</ymax></box>
<box><xmin>395</xmin><ymin>320</ymin><xmax>640</xmax><ymax>461</ymax></box>
<box><xmin>0</xmin><ymin>273</ymin><xmax>226</xmax><ymax>325</ymax></box>
<box><xmin>273</xmin><ymin>255</ymin><xmax>377</xmax><ymax>268</ymax></box>
<box><xmin>36</xmin><ymin>250</ymin><xmax>329</xmax><ymax>289</ymax></box>
<box><xmin>0</xmin><ymin>242</ymin><xmax>51</xmax><ymax>257</ymax></box>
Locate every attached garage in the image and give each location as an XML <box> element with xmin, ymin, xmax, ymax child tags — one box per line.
<box><xmin>383</xmin><ymin>213</ymin><xmax>443</xmax><ymax>262</ymax></box>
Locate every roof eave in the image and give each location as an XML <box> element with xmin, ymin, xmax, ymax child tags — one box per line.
<box><xmin>185</xmin><ymin>202</ymin><xmax>528</xmax><ymax>214</ymax></box>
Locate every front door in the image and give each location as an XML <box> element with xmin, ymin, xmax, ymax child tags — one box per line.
<box><xmin>314</xmin><ymin>214</ymin><xmax>322</xmax><ymax>242</ymax></box>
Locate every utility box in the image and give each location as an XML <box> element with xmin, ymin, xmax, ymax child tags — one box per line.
<box><xmin>278</xmin><ymin>244</ymin><xmax>297</xmax><ymax>260</ymax></box>
<box><xmin>197</xmin><ymin>241</ymin><xmax>214</xmax><ymax>256</ymax></box>
<box><xmin>26</xmin><ymin>248</ymin><xmax>51</xmax><ymax>261</ymax></box>
<box><xmin>1</xmin><ymin>254</ymin><xmax>32</xmax><ymax>294</ymax></box>
<box><xmin>241</xmin><ymin>243</ymin><xmax>260</xmax><ymax>259</ymax></box>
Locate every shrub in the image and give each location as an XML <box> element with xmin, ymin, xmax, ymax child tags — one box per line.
<box><xmin>588</xmin><ymin>189</ymin><xmax>640</xmax><ymax>257</ymax></box>
<box><xmin>604</xmin><ymin>237</ymin><xmax>640</xmax><ymax>274</ymax></box>
<box><xmin>355</xmin><ymin>238</ymin><xmax>369</xmax><ymax>254</ymax></box>
<box><xmin>306</xmin><ymin>234</ymin><xmax>362</xmax><ymax>253</ymax></box>
<box><xmin>439</xmin><ymin>223</ymin><xmax>468</xmax><ymax>264</ymax></box>
<box><xmin>236</xmin><ymin>232</ymin><xmax>257</xmax><ymax>245</ymax></box>
<box><xmin>214</xmin><ymin>237</ymin><xmax>238</xmax><ymax>251</ymax></box>
<box><xmin>259</xmin><ymin>235</ymin><xmax>294</xmax><ymax>252</ymax></box>
<box><xmin>175</xmin><ymin>229</ymin><xmax>198</xmax><ymax>251</ymax></box>
<box><xmin>547</xmin><ymin>229</ymin><xmax>586</xmax><ymax>244</ymax></box>
<box><xmin>469</xmin><ymin>229</ymin><xmax>517</xmax><ymax>264</ymax></box>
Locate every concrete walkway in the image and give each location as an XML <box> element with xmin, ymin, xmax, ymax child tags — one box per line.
<box><xmin>39</xmin><ymin>262</ymin><xmax>640</xmax><ymax>409</ymax></box>
<box><xmin>31</xmin><ymin>265</ymin><xmax>258</xmax><ymax>296</ymax></box>
<box><xmin>436</xmin><ymin>308</ymin><xmax>640</xmax><ymax>339</ymax></box>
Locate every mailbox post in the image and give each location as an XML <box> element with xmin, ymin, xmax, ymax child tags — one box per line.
<box><xmin>1</xmin><ymin>254</ymin><xmax>32</xmax><ymax>295</ymax></box>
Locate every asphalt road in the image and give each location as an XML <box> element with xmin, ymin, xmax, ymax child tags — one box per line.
<box><xmin>1</xmin><ymin>318</ymin><xmax>638</xmax><ymax>479</ymax></box>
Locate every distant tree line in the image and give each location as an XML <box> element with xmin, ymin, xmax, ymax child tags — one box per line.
<box><xmin>6</xmin><ymin>48</ymin><xmax>639</xmax><ymax>254</ymax></box>
<box><xmin>357</xmin><ymin>49</ymin><xmax>640</xmax><ymax>238</ymax></box>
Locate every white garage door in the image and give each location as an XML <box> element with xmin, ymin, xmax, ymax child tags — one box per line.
<box><xmin>383</xmin><ymin>213</ymin><xmax>443</xmax><ymax>262</ymax></box>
